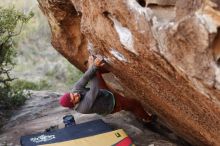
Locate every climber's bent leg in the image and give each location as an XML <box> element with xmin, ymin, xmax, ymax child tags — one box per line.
<box><xmin>96</xmin><ymin>71</ymin><xmax>109</xmax><ymax>89</ymax></box>
<box><xmin>112</xmin><ymin>93</ymin><xmax>153</xmax><ymax>123</ymax></box>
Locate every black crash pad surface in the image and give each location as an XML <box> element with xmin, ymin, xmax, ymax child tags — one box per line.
<box><xmin>20</xmin><ymin>119</ymin><xmax>113</xmax><ymax>146</ymax></box>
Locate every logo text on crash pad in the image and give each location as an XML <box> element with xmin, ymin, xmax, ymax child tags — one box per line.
<box><xmin>30</xmin><ymin>134</ymin><xmax>56</xmax><ymax>143</ymax></box>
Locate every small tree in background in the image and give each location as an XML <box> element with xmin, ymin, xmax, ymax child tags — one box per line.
<box><xmin>0</xmin><ymin>7</ymin><xmax>33</xmax><ymax>110</ymax></box>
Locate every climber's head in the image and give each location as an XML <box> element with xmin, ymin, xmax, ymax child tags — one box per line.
<box><xmin>59</xmin><ymin>92</ymin><xmax>81</xmax><ymax>108</ymax></box>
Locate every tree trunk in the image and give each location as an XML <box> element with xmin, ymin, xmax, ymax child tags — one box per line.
<box><xmin>37</xmin><ymin>0</ymin><xmax>220</xmax><ymax>145</ymax></box>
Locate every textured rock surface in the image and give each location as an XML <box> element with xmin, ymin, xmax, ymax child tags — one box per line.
<box><xmin>37</xmin><ymin>0</ymin><xmax>220</xmax><ymax>145</ymax></box>
<box><xmin>0</xmin><ymin>91</ymin><xmax>177</xmax><ymax>146</ymax></box>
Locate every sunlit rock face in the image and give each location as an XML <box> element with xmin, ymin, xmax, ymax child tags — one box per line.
<box><xmin>38</xmin><ymin>0</ymin><xmax>220</xmax><ymax>145</ymax></box>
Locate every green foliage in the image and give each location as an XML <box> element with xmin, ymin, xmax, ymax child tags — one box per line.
<box><xmin>0</xmin><ymin>85</ymin><xmax>26</xmax><ymax>109</ymax></box>
<box><xmin>0</xmin><ymin>7</ymin><xmax>33</xmax><ymax>66</ymax></box>
<box><xmin>0</xmin><ymin>6</ymin><xmax>33</xmax><ymax>110</ymax></box>
<box><xmin>8</xmin><ymin>88</ymin><xmax>26</xmax><ymax>107</ymax></box>
<box><xmin>66</xmin><ymin>64</ymin><xmax>83</xmax><ymax>86</ymax></box>
<box><xmin>12</xmin><ymin>79</ymin><xmax>51</xmax><ymax>91</ymax></box>
<box><xmin>37</xmin><ymin>80</ymin><xmax>51</xmax><ymax>90</ymax></box>
<box><xmin>12</xmin><ymin>80</ymin><xmax>38</xmax><ymax>90</ymax></box>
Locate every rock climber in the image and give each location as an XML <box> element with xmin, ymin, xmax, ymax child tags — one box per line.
<box><xmin>59</xmin><ymin>55</ymin><xmax>154</xmax><ymax>123</ymax></box>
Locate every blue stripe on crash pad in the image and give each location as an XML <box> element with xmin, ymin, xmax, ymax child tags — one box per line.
<box><xmin>20</xmin><ymin>119</ymin><xmax>113</xmax><ymax>146</ymax></box>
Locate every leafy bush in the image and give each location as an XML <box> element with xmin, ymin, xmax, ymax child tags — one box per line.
<box><xmin>0</xmin><ymin>6</ymin><xmax>33</xmax><ymax>110</ymax></box>
<box><xmin>11</xmin><ymin>80</ymin><xmax>38</xmax><ymax>90</ymax></box>
<box><xmin>12</xmin><ymin>79</ymin><xmax>51</xmax><ymax>91</ymax></box>
<box><xmin>37</xmin><ymin>80</ymin><xmax>51</xmax><ymax>90</ymax></box>
<box><xmin>66</xmin><ymin>63</ymin><xmax>83</xmax><ymax>87</ymax></box>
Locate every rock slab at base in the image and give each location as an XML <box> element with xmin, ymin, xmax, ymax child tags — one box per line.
<box><xmin>0</xmin><ymin>91</ymin><xmax>177</xmax><ymax>146</ymax></box>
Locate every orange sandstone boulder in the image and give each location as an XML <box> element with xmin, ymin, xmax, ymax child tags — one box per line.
<box><xmin>38</xmin><ymin>0</ymin><xmax>220</xmax><ymax>145</ymax></box>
